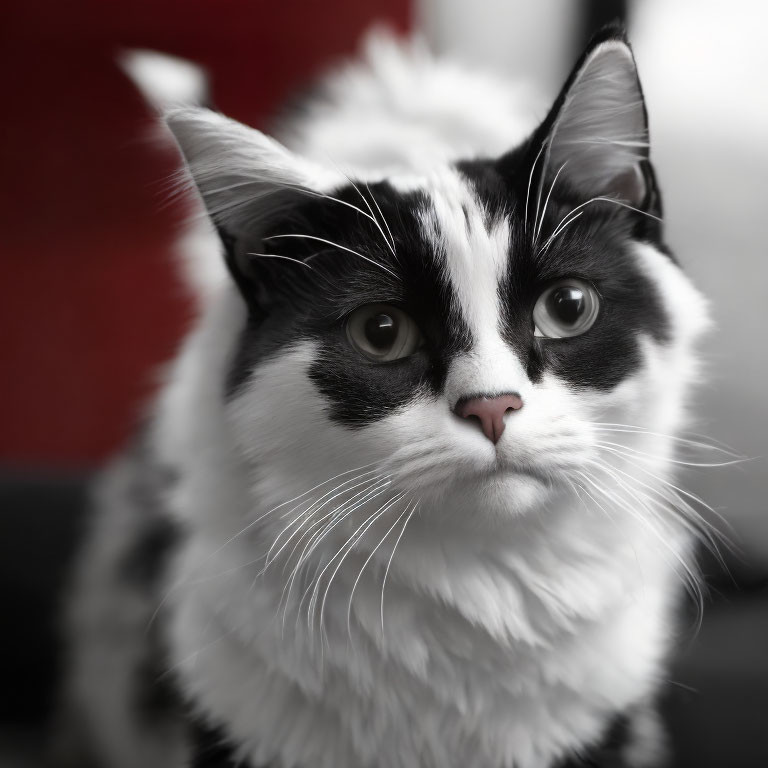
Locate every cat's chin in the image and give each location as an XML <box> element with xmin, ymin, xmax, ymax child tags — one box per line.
<box><xmin>418</xmin><ymin>466</ymin><xmax>558</xmax><ymax>524</ymax></box>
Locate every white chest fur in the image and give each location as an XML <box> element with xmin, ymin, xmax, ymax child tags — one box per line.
<box><xmin>168</xmin><ymin>478</ymin><xmax>682</xmax><ymax>768</ymax></box>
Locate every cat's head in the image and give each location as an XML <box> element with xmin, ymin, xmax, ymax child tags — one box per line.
<box><xmin>166</xmin><ymin>27</ymin><xmax>708</xmax><ymax>529</ymax></box>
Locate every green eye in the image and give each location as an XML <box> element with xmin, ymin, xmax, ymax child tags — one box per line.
<box><xmin>533</xmin><ymin>279</ymin><xmax>600</xmax><ymax>338</ymax></box>
<box><xmin>346</xmin><ymin>304</ymin><xmax>423</xmax><ymax>362</ymax></box>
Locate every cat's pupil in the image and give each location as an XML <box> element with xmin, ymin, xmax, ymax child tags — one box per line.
<box><xmin>547</xmin><ymin>287</ymin><xmax>585</xmax><ymax>326</ymax></box>
<box><xmin>365</xmin><ymin>313</ymin><xmax>398</xmax><ymax>349</ymax></box>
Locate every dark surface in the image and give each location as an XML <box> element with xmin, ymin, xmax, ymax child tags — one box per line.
<box><xmin>0</xmin><ymin>470</ymin><xmax>89</xmax><ymax>725</ymax></box>
<box><xmin>579</xmin><ymin>1</ymin><xmax>629</xmax><ymax>55</ymax></box>
<box><xmin>1</xmin><ymin>471</ymin><xmax>767</xmax><ymax>767</ymax></box>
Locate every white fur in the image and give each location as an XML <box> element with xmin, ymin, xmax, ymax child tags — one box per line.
<box><xmin>278</xmin><ymin>30</ymin><xmax>537</xmax><ymax>174</ymax></box>
<box><xmin>76</xmin><ymin>32</ymin><xmax>712</xmax><ymax>768</ymax></box>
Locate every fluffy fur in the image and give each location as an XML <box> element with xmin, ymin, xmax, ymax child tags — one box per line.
<box><xmin>61</xmin><ymin>28</ymin><xmax>712</xmax><ymax>768</ymax></box>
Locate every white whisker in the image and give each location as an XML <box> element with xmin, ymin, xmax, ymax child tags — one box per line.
<box><xmin>380</xmin><ymin>500</ymin><xmax>418</xmax><ymax>637</ymax></box>
<box><xmin>525</xmin><ymin>141</ymin><xmax>546</xmax><ymax>236</ymax></box>
<box><xmin>364</xmin><ymin>182</ymin><xmax>397</xmax><ymax>255</ymax></box>
<box><xmin>247</xmin><ymin>252</ymin><xmax>314</xmax><ymax>270</ymax></box>
<box><xmin>304</xmin><ymin>487</ymin><xmax>398</xmax><ymax>643</ymax></box>
<box><xmin>346</xmin><ymin>499</ymin><xmax>412</xmax><ymax>647</ymax></box>
<box><xmin>317</xmin><ymin>492</ymin><xmax>406</xmax><ymax>651</ymax></box>
<box><xmin>594</xmin><ymin>439</ymin><xmax>745</xmax><ymax>469</ymax></box>
<box><xmin>295</xmin><ymin>479</ymin><xmax>393</xmax><ymax>636</ymax></box>
<box><xmin>265</xmin><ymin>472</ymin><xmax>387</xmax><ymax>569</ymax></box>
<box><xmin>539</xmin><ymin>211</ymin><xmax>583</xmax><ymax>253</ymax></box>
<box><xmin>539</xmin><ymin>195</ymin><xmax>662</xmax><ymax>255</ymax></box>
<box><xmin>535</xmin><ymin>161</ymin><xmax>567</xmax><ymax>244</ymax></box>
<box><xmin>264</xmin><ymin>233</ymin><xmax>398</xmax><ymax>278</ymax></box>
<box><xmin>277</xmin><ymin>476</ymin><xmax>394</xmax><ymax>624</ymax></box>
<box><xmin>145</xmin><ymin>463</ymin><xmax>381</xmax><ymax>632</ymax></box>
<box><xmin>574</xmin><ymin>467</ymin><xmax>704</xmax><ymax>626</ymax></box>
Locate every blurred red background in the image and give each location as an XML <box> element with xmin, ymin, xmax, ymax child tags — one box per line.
<box><xmin>0</xmin><ymin>0</ymin><xmax>410</xmax><ymax>466</ymax></box>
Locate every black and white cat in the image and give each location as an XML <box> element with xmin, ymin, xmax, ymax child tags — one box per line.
<box><xmin>62</xmin><ymin>26</ymin><xmax>713</xmax><ymax>768</ymax></box>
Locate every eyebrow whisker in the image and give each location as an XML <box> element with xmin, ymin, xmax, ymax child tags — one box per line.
<box><xmin>264</xmin><ymin>234</ymin><xmax>398</xmax><ymax>279</ymax></box>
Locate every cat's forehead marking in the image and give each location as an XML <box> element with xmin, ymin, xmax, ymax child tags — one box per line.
<box><xmin>417</xmin><ymin>170</ymin><xmax>529</xmax><ymax>403</ymax></box>
<box><xmin>418</xmin><ymin>170</ymin><xmax>509</xmax><ymax>339</ymax></box>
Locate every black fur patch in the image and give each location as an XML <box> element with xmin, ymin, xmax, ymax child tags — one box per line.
<box><xmin>120</xmin><ymin>458</ymin><xmax>179</xmax><ymax>589</ymax></box>
<box><xmin>224</xmin><ymin>182</ymin><xmax>472</xmax><ymax>425</ymax></box>
<box><xmin>458</xmin><ymin>156</ymin><xmax>670</xmax><ymax>390</ymax></box>
<box><xmin>190</xmin><ymin>719</ymin><xmax>241</xmax><ymax>768</ymax></box>
<box><xmin>121</xmin><ymin>514</ymin><xmax>177</xmax><ymax>588</ymax></box>
<box><xmin>190</xmin><ymin>718</ymin><xmax>269</xmax><ymax>768</ymax></box>
<box><xmin>557</xmin><ymin>714</ymin><xmax>632</xmax><ymax>767</ymax></box>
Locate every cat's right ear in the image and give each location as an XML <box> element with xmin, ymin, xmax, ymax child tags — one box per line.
<box><xmin>507</xmin><ymin>25</ymin><xmax>662</xmax><ymax>229</ymax></box>
<box><xmin>164</xmin><ymin>108</ymin><xmax>341</xmax><ymax>307</ymax></box>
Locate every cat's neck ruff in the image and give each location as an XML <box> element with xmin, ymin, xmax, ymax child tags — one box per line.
<box><xmin>167</xmin><ymin>458</ymin><xmax>681</xmax><ymax>768</ymax></box>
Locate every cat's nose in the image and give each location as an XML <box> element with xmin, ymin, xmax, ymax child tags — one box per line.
<box><xmin>454</xmin><ymin>394</ymin><xmax>523</xmax><ymax>444</ymax></box>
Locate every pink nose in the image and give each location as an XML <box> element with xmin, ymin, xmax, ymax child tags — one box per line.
<box><xmin>455</xmin><ymin>393</ymin><xmax>523</xmax><ymax>444</ymax></box>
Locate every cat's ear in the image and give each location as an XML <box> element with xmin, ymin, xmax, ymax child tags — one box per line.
<box><xmin>164</xmin><ymin>108</ymin><xmax>341</xmax><ymax>304</ymax></box>
<box><xmin>525</xmin><ymin>25</ymin><xmax>658</xmax><ymax>213</ymax></box>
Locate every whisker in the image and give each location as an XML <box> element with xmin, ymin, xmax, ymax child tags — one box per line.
<box><xmin>265</xmin><ymin>472</ymin><xmax>387</xmax><ymax>569</ymax></box>
<box><xmin>209</xmin><ymin>462</ymin><xmax>380</xmax><ymax>563</ymax></box>
<box><xmin>539</xmin><ymin>211</ymin><xmax>583</xmax><ymax>253</ymax></box>
<box><xmin>525</xmin><ymin>141</ymin><xmax>546</xmax><ymax>236</ymax></box>
<box><xmin>589</xmin><ymin>423</ymin><xmax>743</xmax><ymax>458</ymax></box>
<box><xmin>364</xmin><ymin>182</ymin><xmax>397</xmax><ymax>255</ymax></box>
<box><xmin>589</xmin><ymin>451</ymin><xmax>734</xmax><ymax>548</ymax></box>
<box><xmin>539</xmin><ymin>195</ymin><xmax>663</xmax><ymax>255</ymax></box>
<box><xmin>346</xmin><ymin>500</ymin><xmax>412</xmax><ymax>648</ymax></box>
<box><xmin>535</xmin><ymin>161</ymin><xmax>568</xmax><ymax>244</ymax></box>
<box><xmin>295</xmin><ymin>480</ymin><xmax>393</xmax><ymax>636</ymax></box>
<box><xmin>145</xmin><ymin>463</ymin><xmax>381</xmax><ymax>632</ymax></box>
<box><xmin>264</xmin><ymin>233</ymin><xmax>398</xmax><ymax>278</ymax></box>
<box><xmin>317</xmin><ymin>492</ymin><xmax>407</xmax><ymax>651</ymax></box>
<box><xmin>594</xmin><ymin>440</ymin><xmax>745</xmax><ymax>469</ymax></box>
<box><xmin>380</xmin><ymin>500</ymin><xmax>418</xmax><ymax>637</ymax></box>
<box><xmin>247</xmin><ymin>252</ymin><xmax>314</xmax><ymax>270</ymax></box>
<box><xmin>303</xmin><ymin>487</ymin><xmax>397</xmax><ymax>644</ymax></box>
<box><xmin>532</xmin><ymin>142</ymin><xmax>549</xmax><ymax>244</ymax></box>
<box><xmin>277</xmin><ymin>476</ymin><xmax>394</xmax><ymax>623</ymax></box>
<box><xmin>574</xmin><ymin>467</ymin><xmax>705</xmax><ymax>627</ymax></box>
<box><xmin>300</xmin><ymin>187</ymin><xmax>392</xmax><ymax>249</ymax></box>
<box><xmin>321</xmin><ymin>157</ymin><xmax>397</xmax><ymax>257</ymax></box>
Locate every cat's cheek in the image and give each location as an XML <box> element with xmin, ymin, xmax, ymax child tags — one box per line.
<box><xmin>306</xmin><ymin>344</ymin><xmax>436</xmax><ymax>428</ymax></box>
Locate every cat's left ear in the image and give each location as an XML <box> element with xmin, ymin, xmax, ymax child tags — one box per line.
<box><xmin>164</xmin><ymin>107</ymin><xmax>343</xmax><ymax>307</ymax></box>
<box><xmin>522</xmin><ymin>25</ymin><xmax>659</xmax><ymax>214</ymax></box>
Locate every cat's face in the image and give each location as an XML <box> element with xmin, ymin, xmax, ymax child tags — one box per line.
<box><xmin>222</xmin><ymin>170</ymin><xmax>704</xmax><ymax>526</ymax></box>
<box><xmin>168</xmin><ymin>32</ymin><xmax>709</xmax><ymax>529</ymax></box>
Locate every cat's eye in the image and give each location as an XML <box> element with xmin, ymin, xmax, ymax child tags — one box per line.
<box><xmin>346</xmin><ymin>304</ymin><xmax>423</xmax><ymax>362</ymax></box>
<box><xmin>533</xmin><ymin>279</ymin><xmax>600</xmax><ymax>339</ymax></box>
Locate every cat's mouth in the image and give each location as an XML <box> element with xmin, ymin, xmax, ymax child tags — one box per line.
<box><xmin>397</xmin><ymin>460</ymin><xmax>555</xmax><ymax>498</ymax></box>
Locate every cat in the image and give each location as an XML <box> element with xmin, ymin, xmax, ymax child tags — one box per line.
<box><xmin>59</xmin><ymin>24</ymin><xmax>713</xmax><ymax>768</ymax></box>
